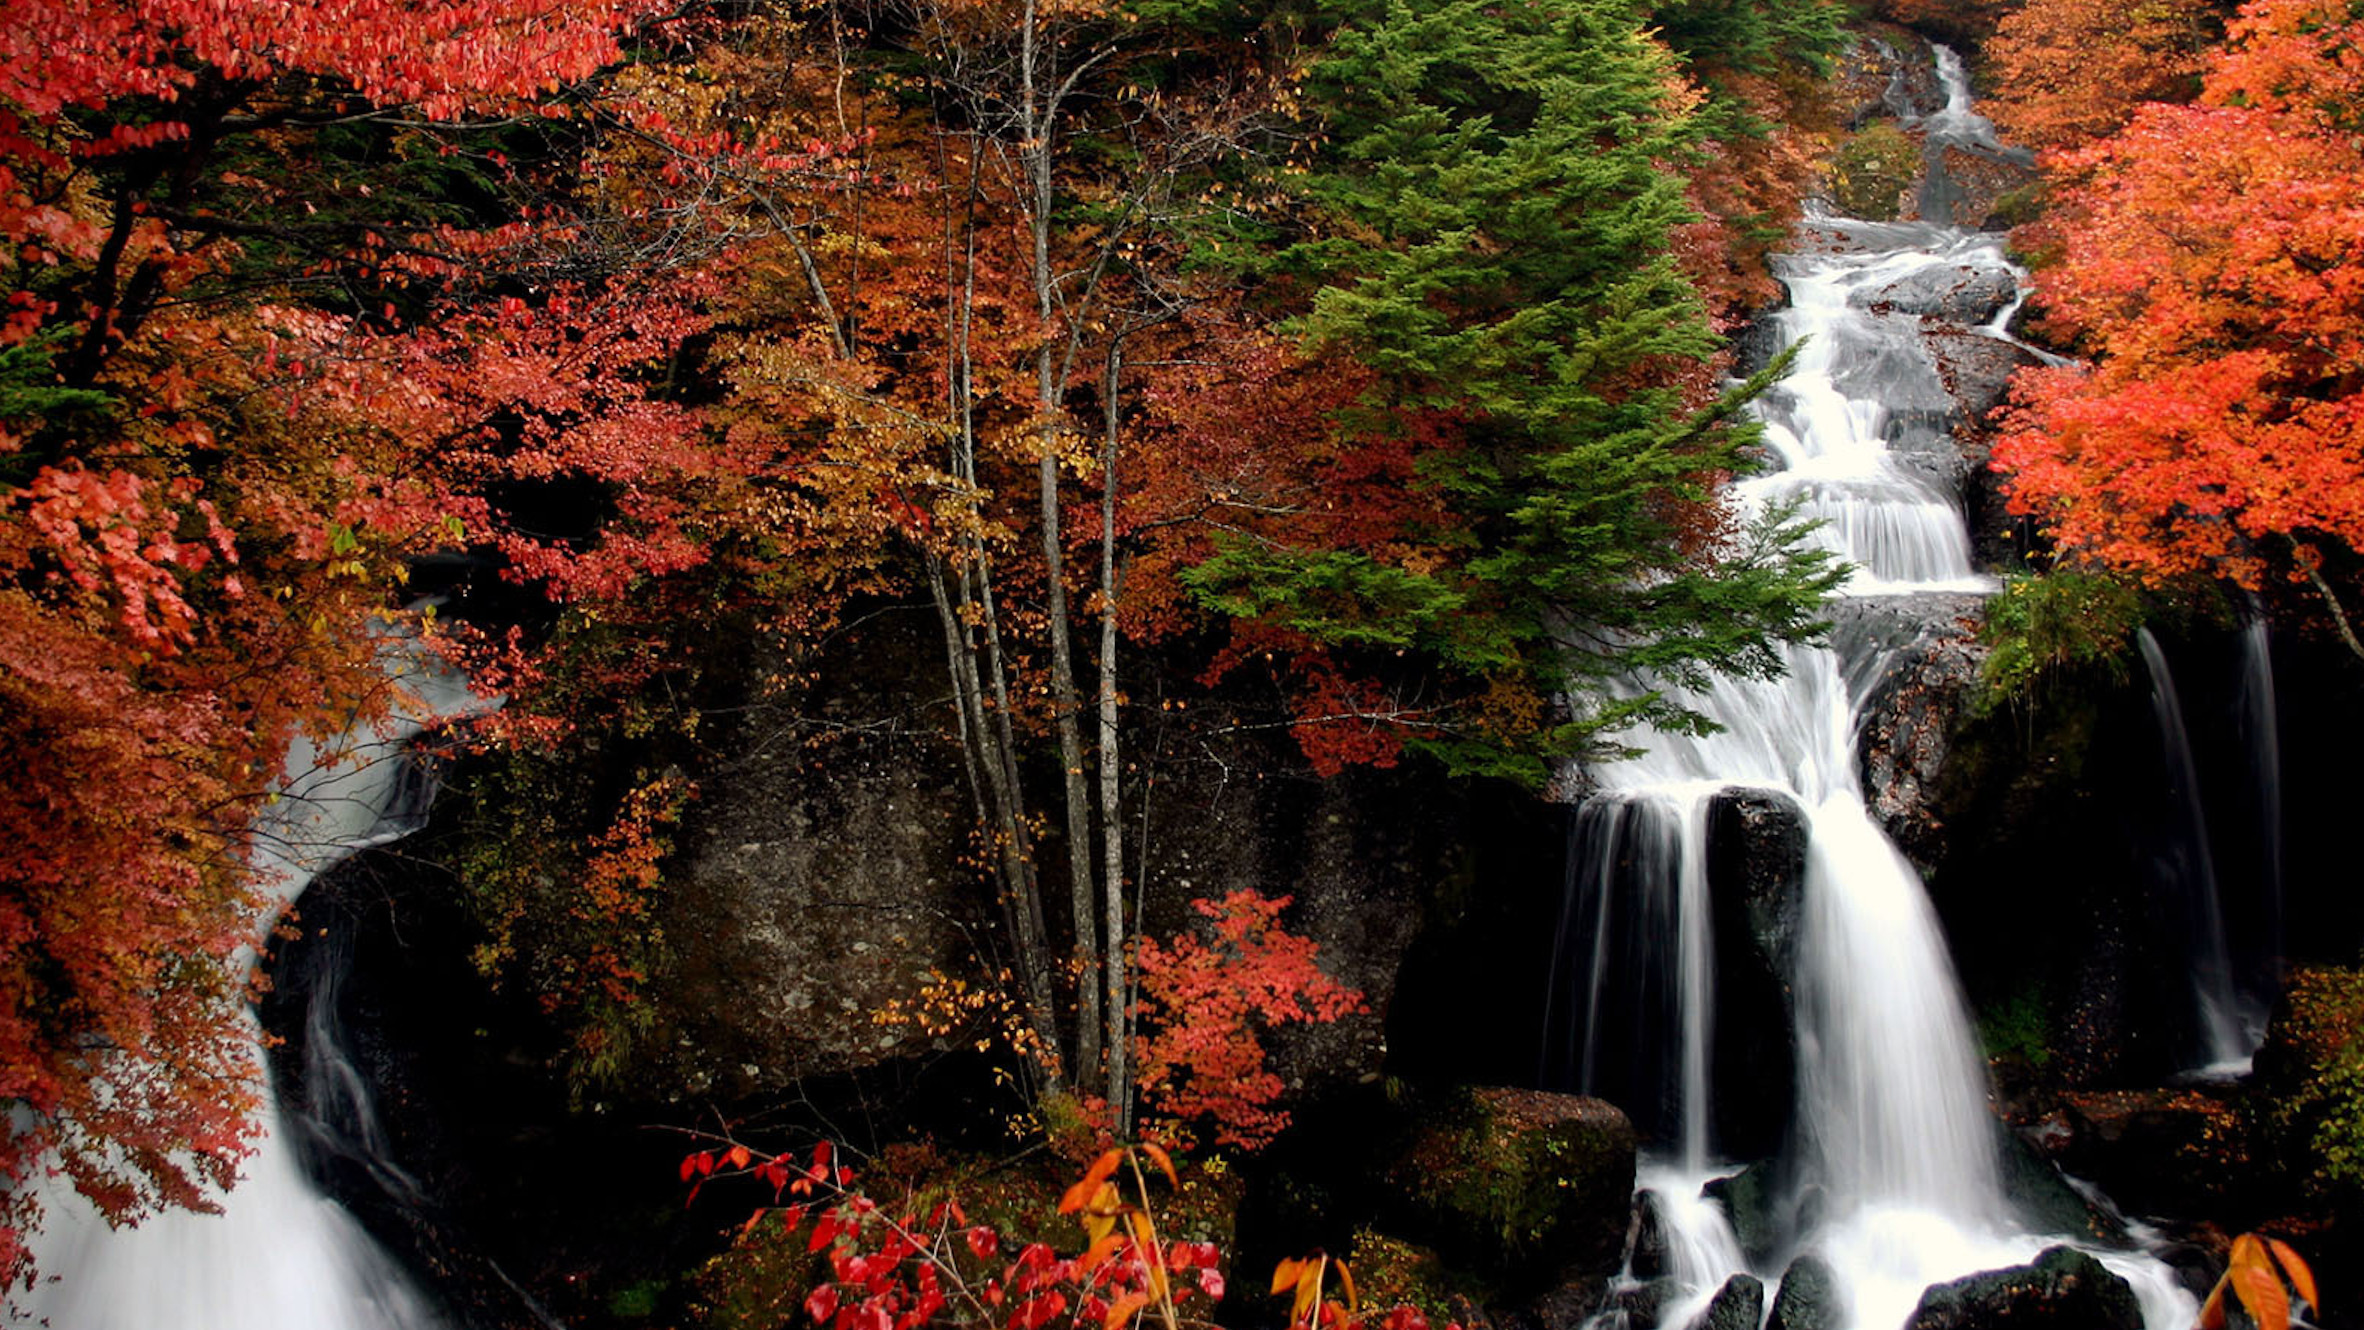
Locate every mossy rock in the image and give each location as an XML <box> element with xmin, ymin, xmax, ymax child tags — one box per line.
<box><xmin>1826</xmin><ymin>123</ymin><xmax>1922</xmax><ymax>222</ymax></box>
<box><xmin>1385</xmin><ymin>1088</ymin><xmax>1637</xmax><ymax>1284</ymax></box>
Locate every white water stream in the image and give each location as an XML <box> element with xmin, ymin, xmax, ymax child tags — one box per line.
<box><xmin>1559</xmin><ymin>46</ymin><xmax>2196</xmax><ymax>1330</ymax></box>
<box><xmin>12</xmin><ymin>641</ymin><xmax>477</xmax><ymax>1330</ymax></box>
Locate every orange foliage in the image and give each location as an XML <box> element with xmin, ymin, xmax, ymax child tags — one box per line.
<box><xmin>1985</xmin><ymin>0</ymin><xmax>2220</xmax><ymax>153</ymax></box>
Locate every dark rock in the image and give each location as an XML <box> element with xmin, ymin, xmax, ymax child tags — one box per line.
<box><xmin>1766</xmin><ymin>1253</ymin><xmax>1841</xmax><ymax>1330</ymax></box>
<box><xmin>1688</xmin><ymin>1274</ymin><xmax>1766</xmax><ymax>1330</ymax></box>
<box><xmin>1847</xmin><ymin>262</ymin><xmax>2022</xmax><ymax>326</ymax></box>
<box><xmin>1924</xmin><ymin>330</ymin><xmax>2045</xmax><ymax>573</ymax></box>
<box><xmin>1628</xmin><ymin>1189</ymin><xmax>1671</xmax><ymax>1280</ymax></box>
<box><xmin>1604</xmin><ymin>1277</ymin><xmax>1679</xmax><ymax>1330</ymax></box>
<box><xmin>1834</xmin><ymin>595</ymin><xmax>1989</xmax><ymax>869</ymax></box>
<box><xmin>1903</xmin><ymin>1245</ymin><xmax>2143</xmax><ymax>1330</ymax></box>
<box><xmin>1702</xmin><ymin>1162</ymin><xmax>1784</xmax><ymax>1269</ymax></box>
<box><xmin>1922</xmin><ymin>145</ymin><xmax>2040</xmax><ymax>231</ymax></box>
<box><xmin>1387</xmin><ymin>1088</ymin><xmax>1639</xmax><ymax>1283</ymax></box>
<box><xmin>2044</xmin><ymin>1087</ymin><xmax>2251</xmax><ymax>1220</ymax></box>
<box><xmin>1925</xmin><ymin>330</ymin><xmax>2042</xmax><ymax>424</ymax></box>
<box><xmin>1994</xmin><ymin>1121</ymin><xmax>2128</xmax><ymax>1244</ymax></box>
<box><xmin>1705</xmin><ymin>790</ymin><xmax>1805</xmax><ymax>1156</ymax></box>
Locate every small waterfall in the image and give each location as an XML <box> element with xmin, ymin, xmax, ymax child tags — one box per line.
<box><xmin>2134</xmin><ymin>628</ymin><xmax>2258</xmax><ymax>1071</ymax></box>
<box><xmin>1553</xmin><ymin>40</ymin><xmax>2195</xmax><ymax>1330</ymax></box>
<box><xmin>1548</xmin><ymin>791</ymin><xmax>1718</xmax><ymax>1167</ymax></box>
<box><xmin>15</xmin><ymin>643</ymin><xmax>479</xmax><ymax>1330</ymax></box>
<box><xmin>2238</xmin><ymin>619</ymin><xmax>2284</xmax><ymax>995</ymax></box>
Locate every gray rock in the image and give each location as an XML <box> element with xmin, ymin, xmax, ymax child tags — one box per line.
<box><xmin>1687</xmin><ymin>1274</ymin><xmax>1766</xmax><ymax>1330</ymax></box>
<box><xmin>1767</xmin><ymin>1253</ymin><xmax>1841</xmax><ymax>1330</ymax></box>
<box><xmin>1903</xmin><ymin>1245</ymin><xmax>2143</xmax><ymax>1330</ymax></box>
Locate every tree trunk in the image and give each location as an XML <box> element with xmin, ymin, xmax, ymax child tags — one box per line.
<box><xmin>1098</xmin><ymin>341</ymin><xmax>1131</xmax><ymax>1131</ymax></box>
<box><xmin>1022</xmin><ymin>0</ymin><xmax>1103</xmax><ymax>1082</ymax></box>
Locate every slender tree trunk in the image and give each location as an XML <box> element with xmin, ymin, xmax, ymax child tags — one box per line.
<box><xmin>1021</xmin><ymin>0</ymin><xmax>1103</xmax><ymax>1081</ymax></box>
<box><xmin>942</xmin><ymin>141</ymin><xmax>1062</xmax><ymax>1085</ymax></box>
<box><xmin>1097</xmin><ymin>341</ymin><xmax>1131</xmax><ymax>1131</ymax></box>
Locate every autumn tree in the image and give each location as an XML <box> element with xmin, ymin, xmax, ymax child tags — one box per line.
<box><xmin>0</xmin><ymin>0</ymin><xmax>727</xmax><ymax>1279</ymax></box>
<box><xmin>1993</xmin><ymin>0</ymin><xmax>2364</xmax><ymax>656</ymax></box>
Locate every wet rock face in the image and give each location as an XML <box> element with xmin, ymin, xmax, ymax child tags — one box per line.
<box><xmin>654</xmin><ymin>717</ymin><xmax>973</xmax><ymax>1098</ymax></box>
<box><xmin>1902</xmin><ymin>1246</ymin><xmax>2143</xmax><ymax>1330</ymax></box>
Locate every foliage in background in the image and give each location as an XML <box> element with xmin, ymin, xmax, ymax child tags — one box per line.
<box><xmin>1983</xmin><ymin>0</ymin><xmax>2222</xmax><ymax>153</ymax></box>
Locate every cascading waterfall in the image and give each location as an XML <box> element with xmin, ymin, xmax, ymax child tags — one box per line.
<box><xmin>1555</xmin><ymin>43</ymin><xmax>2196</xmax><ymax>1330</ymax></box>
<box><xmin>13</xmin><ymin>644</ymin><xmax>478</xmax><ymax>1330</ymax></box>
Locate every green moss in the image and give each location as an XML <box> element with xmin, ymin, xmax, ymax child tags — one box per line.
<box><xmin>1974</xmin><ymin>571</ymin><xmax>2145</xmax><ymax>716</ymax></box>
<box><xmin>606</xmin><ymin>1279</ymin><xmax>668</xmax><ymax>1320</ymax></box>
<box><xmin>1825</xmin><ymin>124</ymin><xmax>1921</xmax><ymax>222</ymax></box>
<box><xmin>1345</xmin><ymin>1228</ymin><xmax>1462</xmax><ymax>1323</ymax></box>
<box><xmin>1978</xmin><ymin>989</ymin><xmax>2056</xmax><ymax>1070</ymax></box>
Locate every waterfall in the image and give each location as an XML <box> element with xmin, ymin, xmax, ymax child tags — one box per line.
<box><xmin>13</xmin><ymin>642</ymin><xmax>479</xmax><ymax>1330</ymax></box>
<box><xmin>2133</xmin><ymin>628</ymin><xmax>2265</xmax><ymax>1071</ymax></box>
<box><xmin>1556</xmin><ymin>43</ymin><xmax>2195</xmax><ymax>1330</ymax></box>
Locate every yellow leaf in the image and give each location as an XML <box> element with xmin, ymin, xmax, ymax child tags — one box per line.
<box><xmin>2233</xmin><ymin>1262</ymin><xmax>2291</xmax><ymax>1330</ymax></box>
<box><xmin>1335</xmin><ymin>1259</ymin><xmax>1357</xmax><ymax>1314</ymax></box>
<box><xmin>1291</xmin><ymin>1262</ymin><xmax>1323</xmax><ymax>1327</ymax></box>
<box><xmin>1140</xmin><ymin>1142</ymin><xmax>1178</xmax><ymax>1189</ymax></box>
<box><xmin>1270</xmin><ymin>1259</ymin><xmax>1304</xmax><ymax>1297</ymax></box>
<box><xmin>1080</xmin><ymin>1232</ymin><xmax>1126</xmax><ymax>1274</ymax></box>
<box><xmin>1103</xmin><ymin>1292</ymin><xmax>1150</xmax><ymax>1330</ymax></box>
<box><xmin>2265</xmin><ymin>1238</ymin><xmax>2318</xmax><ymax>1311</ymax></box>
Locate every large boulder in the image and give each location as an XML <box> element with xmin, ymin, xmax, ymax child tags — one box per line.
<box><xmin>1386</xmin><ymin>1088</ymin><xmax>1639</xmax><ymax>1283</ymax></box>
<box><xmin>2038</xmin><ymin>1087</ymin><xmax>2251</xmax><ymax>1220</ymax></box>
<box><xmin>1903</xmin><ymin>1246</ymin><xmax>2142</xmax><ymax>1330</ymax></box>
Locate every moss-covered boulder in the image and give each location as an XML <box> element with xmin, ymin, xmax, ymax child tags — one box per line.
<box><xmin>1385</xmin><ymin>1088</ymin><xmax>1638</xmax><ymax>1284</ymax></box>
<box><xmin>1903</xmin><ymin>1245</ymin><xmax>2141</xmax><ymax>1330</ymax></box>
<box><xmin>1826</xmin><ymin>123</ymin><xmax>1922</xmax><ymax>221</ymax></box>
